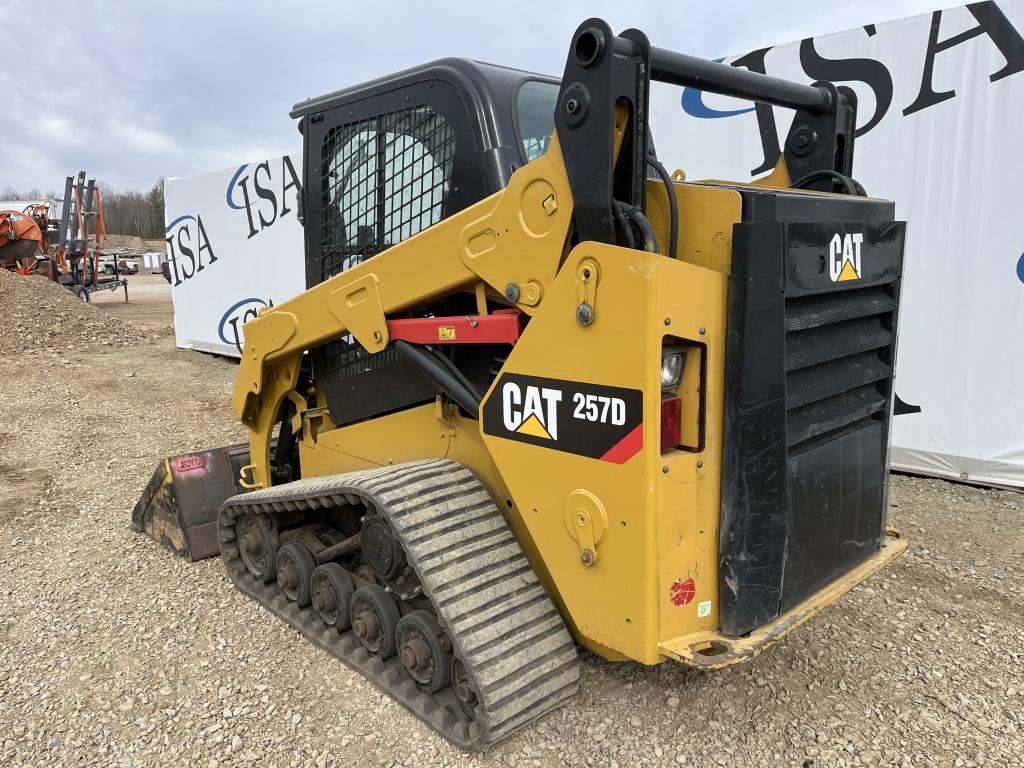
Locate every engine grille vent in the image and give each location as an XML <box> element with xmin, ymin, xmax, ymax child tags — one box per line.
<box><xmin>784</xmin><ymin>285</ymin><xmax>897</xmax><ymax>448</ymax></box>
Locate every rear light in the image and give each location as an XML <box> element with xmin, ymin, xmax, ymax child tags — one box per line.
<box><xmin>661</xmin><ymin>351</ymin><xmax>684</xmax><ymax>389</ymax></box>
<box><xmin>660</xmin><ymin>395</ymin><xmax>681</xmax><ymax>453</ymax></box>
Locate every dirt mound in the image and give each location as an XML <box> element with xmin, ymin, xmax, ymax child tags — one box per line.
<box><xmin>0</xmin><ymin>270</ymin><xmax>140</xmax><ymax>354</ymax></box>
<box><xmin>102</xmin><ymin>234</ymin><xmax>145</xmax><ymax>250</ymax></box>
<box><xmin>102</xmin><ymin>235</ymin><xmax>166</xmax><ymax>252</ymax></box>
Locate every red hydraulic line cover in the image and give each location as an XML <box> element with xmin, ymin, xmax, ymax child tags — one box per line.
<box><xmin>387</xmin><ymin>309</ymin><xmax>523</xmax><ymax>345</ymax></box>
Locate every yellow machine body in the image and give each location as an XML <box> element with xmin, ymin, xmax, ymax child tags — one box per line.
<box><xmin>229</xmin><ymin>136</ymin><xmax>905</xmax><ymax>669</ymax></box>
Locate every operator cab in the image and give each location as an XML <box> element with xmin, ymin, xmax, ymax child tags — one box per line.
<box><xmin>292</xmin><ymin>59</ymin><xmax>559</xmax><ymax>288</ymax></box>
<box><xmin>291</xmin><ymin>60</ymin><xmax>559</xmax><ymax>426</ymax></box>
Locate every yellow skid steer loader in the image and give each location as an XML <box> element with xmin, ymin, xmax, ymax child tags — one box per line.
<box><xmin>133</xmin><ymin>18</ymin><xmax>908</xmax><ymax>749</ymax></box>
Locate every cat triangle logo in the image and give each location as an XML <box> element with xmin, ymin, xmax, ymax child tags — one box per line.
<box><xmin>837</xmin><ymin>259</ymin><xmax>860</xmax><ymax>281</ymax></box>
<box><xmin>516</xmin><ymin>413</ymin><xmax>552</xmax><ymax>439</ymax></box>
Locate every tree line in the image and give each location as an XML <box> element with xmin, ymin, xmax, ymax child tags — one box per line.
<box><xmin>0</xmin><ymin>179</ymin><xmax>165</xmax><ymax>239</ymax></box>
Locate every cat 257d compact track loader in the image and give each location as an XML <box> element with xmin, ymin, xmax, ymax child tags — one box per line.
<box><xmin>133</xmin><ymin>19</ymin><xmax>908</xmax><ymax>749</ymax></box>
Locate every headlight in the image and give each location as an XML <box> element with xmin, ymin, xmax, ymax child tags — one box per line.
<box><xmin>660</xmin><ymin>351</ymin><xmax>684</xmax><ymax>389</ymax></box>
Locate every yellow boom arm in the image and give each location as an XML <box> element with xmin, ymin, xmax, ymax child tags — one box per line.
<box><xmin>232</xmin><ymin>138</ymin><xmax>577</xmax><ymax>489</ymax></box>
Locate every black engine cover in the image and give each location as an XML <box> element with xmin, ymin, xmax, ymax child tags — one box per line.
<box><xmin>719</xmin><ymin>189</ymin><xmax>906</xmax><ymax>637</ymax></box>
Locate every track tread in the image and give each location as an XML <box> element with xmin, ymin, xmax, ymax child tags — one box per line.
<box><xmin>219</xmin><ymin>459</ymin><xmax>579</xmax><ymax>750</ymax></box>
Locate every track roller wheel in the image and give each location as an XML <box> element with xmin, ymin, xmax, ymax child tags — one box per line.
<box><xmin>451</xmin><ymin>657</ymin><xmax>479</xmax><ymax>719</ymax></box>
<box><xmin>311</xmin><ymin>563</ymin><xmax>354</xmax><ymax>630</ymax></box>
<box><xmin>396</xmin><ymin>610</ymin><xmax>452</xmax><ymax>693</ymax></box>
<box><xmin>276</xmin><ymin>542</ymin><xmax>315</xmax><ymax>607</ymax></box>
<box><xmin>236</xmin><ymin>513</ymin><xmax>279</xmax><ymax>583</ymax></box>
<box><xmin>350</xmin><ymin>585</ymin><xmax>400</xmax><ymax>658</ymax></box>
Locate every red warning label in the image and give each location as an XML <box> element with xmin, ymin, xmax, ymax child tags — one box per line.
<box><xmin>670</xmin><ymin>577</ymin><xmax>696</xmax><ymax>607</ymax></box>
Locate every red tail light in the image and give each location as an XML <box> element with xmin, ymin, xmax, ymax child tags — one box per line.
<box><xmin>660</xmin><ymin>395</ymin><xmax>681</xmax><ymax>453</ymax></box>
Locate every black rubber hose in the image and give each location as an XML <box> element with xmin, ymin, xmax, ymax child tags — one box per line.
<box><xmin>612</xmin><ymin>200</ymin><xmax>637</xmax><ymax>250</ymax></box>
<box><xmin>394</xmin><ymin>340</ymin><xmax>481</xmax><ymax>419</ymax></box>
<box><xmin>425</xmin><ymin>345</ymin><xmax>483</xmax><ymax>404</ymax></box>
<box><xmin>628</xmin><ymin>209</ymin><xmax>660</xmax><ymax>254</ymax></box>
<box><xmin>273</xmin><ymin>398</ymin><xmax>297</xmax><ymax>483</ymax></box>
<box><xmin>647</xmin><ymin>155</ymin><xmax>679</xmax><ymax>258</ymax></box>
<box><xmin>792</xmin><ymin>169</ymin><xmax>866</xmax><ymax>197</ymax></box>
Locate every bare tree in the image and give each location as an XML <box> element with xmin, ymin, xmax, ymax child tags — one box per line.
<box><xmin>1</xmin><ymin>186</ymin><xmax>43</xmax><ymax>202</ymax></box>
<box><xmin>3</xmin><ymin>180</ymin><xmax>165</xmax><ymax>237</ymax></box>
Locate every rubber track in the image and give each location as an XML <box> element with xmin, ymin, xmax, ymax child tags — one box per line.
<box><xmin>218</xmin><ymin>459</ymin><xmax>579</xmax><ymax>750</ymax></box>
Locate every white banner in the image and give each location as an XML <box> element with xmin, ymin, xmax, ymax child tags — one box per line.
<box><xmin>649</xmin><ymin>1</ymin><xmax>1024</xmax><ymax>488</ymax></box>
<box><xmin>164</xmin><ymin>155</ymin><xmax>305</xmax><ymax>355</ymax></box>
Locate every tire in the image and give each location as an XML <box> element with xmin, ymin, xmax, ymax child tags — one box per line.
<box><xmin>310</xmin><ymin>563</ymin><xmax>354</xmax><ymax>630</ymax></box>
<box><xmin>276</xmin><ymin>542</ymin><xmax>316</xmax><ymax>607</ymax></box>
<box><xmin>73</xmin><ymin>286</ymin><xmax>90</xmax><ymax>303</ymax></box>
<box><xmin>350</xmin><ymin>585</ymin><xmax>400</xmax><ymax>658</ymax></box>
<box><xmin>103</xmin><ymin>265</ymin><xmax>114</xmax><ymax>275</ymax></box>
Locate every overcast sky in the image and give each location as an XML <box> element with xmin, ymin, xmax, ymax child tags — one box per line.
<box><xmin>1</xmin><ymin>0</ymin><xmax>947</xmax><ymax>192</ymax></box>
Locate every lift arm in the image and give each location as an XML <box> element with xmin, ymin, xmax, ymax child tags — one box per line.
<box><xmin>232</xmin><ymin>138</ymin><xmax>577</xmax><ymax>488</ymax></box>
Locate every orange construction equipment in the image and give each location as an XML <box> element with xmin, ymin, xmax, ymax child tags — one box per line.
<box><xmin>0</xmin><ymin>210</ymin><xmax>44</xmax><ymax>270</ymax></box>
<box><xmin>1</xmin><ymin>173</ymin><xmax>127</xmax><ymax>301</ymax></box>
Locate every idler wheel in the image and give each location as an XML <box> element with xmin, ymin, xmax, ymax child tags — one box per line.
<box><xmin>360</xmin><ymin>516</ymin><xmax>406</xmax><ymax>582</ymax></box>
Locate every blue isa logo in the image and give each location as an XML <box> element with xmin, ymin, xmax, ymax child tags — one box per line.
<box><xmin>226</xmin><ymin>157</ymin><xmax>301</xmax><ymax>240</ymax></box>
<box><xmin>1017</xmin><ymin>251</ymin><xmax>1024</xmax><ymax>284</ymax></box>
<box><xmin>219</xmin><ymin>297</ymin><xmax>272</xmax><ymax>352</ymax></box>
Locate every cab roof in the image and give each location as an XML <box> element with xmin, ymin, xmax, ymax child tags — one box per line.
<box><xmin>289</xmin><ymin>58</ymin><xmax>558</xmax><ymax>119</ymax></box>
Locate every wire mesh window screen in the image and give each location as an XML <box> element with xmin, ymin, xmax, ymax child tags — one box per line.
<box><xmin>319</xmin><ymin>106</ymin><xmax>456</xmax><ymax>282</ymax></box>
<box><xmin>316</xmin><ymin>106</ymin><xmax>456</xmax><ymax>384</ymax></box>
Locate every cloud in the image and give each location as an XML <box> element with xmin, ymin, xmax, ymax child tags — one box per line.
<box><xmin>108</xmin><ymin>121</ymin><xmax>176</xmax><ymax>153</ymax></box>
<box><xmin>0</xmin><ymin>0</ymin><xmax>946</xmax><ymax>192</ymax></box>
<box><xmin>35</xmin><ymin>116</ymin><xmax>85</xmax><ymax>147</ymax></box>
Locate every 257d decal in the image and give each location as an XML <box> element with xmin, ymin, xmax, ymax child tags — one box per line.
<box><xmin>482</xmin><ymin>373</ymin><xmax>644</xmax><ymax>464</ymax></box>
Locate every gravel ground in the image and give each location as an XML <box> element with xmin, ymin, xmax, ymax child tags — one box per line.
<box><xmin>89</xmin><ymin>273</ymin><xmax>175</xmax><ymax>335</ymax></box>
<box><xmin>0</xmin><ymin>292</ymin><xmax>1021</xmax><ymax>767</ymax></box>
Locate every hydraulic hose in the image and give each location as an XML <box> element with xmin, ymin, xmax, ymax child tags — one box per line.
<box><xmin>394</xmin><ymin>340</ymin><xmax>481</xmax><ymax>419</ymax></box>
<box><xmin>647</xmin><ymin>155</ymin><xmax>679</xmax><ymax>258</ymax></box>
